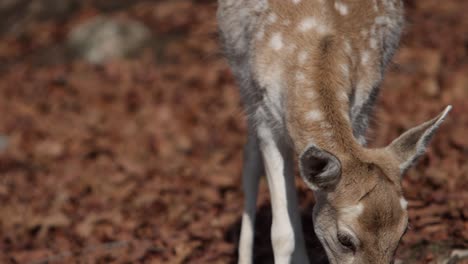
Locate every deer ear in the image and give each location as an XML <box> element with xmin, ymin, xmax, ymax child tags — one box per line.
<box><xmin>299</xmin><ymin>145</ymin><xmax>342</xmax><ymax>191</ymax></box>
<box><xmin>387</xmin><ymin>106</ymin><xmax>452</xmax><ymax>173</ymax></box>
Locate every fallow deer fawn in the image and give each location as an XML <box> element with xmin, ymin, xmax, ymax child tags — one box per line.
<box><xmin>217</xmin><ymin>0</ymin><xmax>451</xmax><ymax>263</ymax></box>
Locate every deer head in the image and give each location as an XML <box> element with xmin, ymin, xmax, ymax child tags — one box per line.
<box><xmin>299</xmin><ymin>106</ymin><xmax>451</xmax><ymax>263</ymax></box>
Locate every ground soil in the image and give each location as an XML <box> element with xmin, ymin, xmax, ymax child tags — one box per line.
<box><xmin>0</xmin><ymin>0</ymin><xmax>467</xmax><ymax>263</ymax></box>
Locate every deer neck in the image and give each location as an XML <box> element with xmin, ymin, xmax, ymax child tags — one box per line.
<box><xmin>284</xmin><ymin>38</ymin><xmax>363</xmax><ymax>162</ymax></box>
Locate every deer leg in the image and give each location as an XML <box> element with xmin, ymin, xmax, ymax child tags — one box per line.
<box><xmin>238</xmin><ymin>130</ymin><xmax>263</xmax><ymax>264</ymax></box>
<box><xmin>257</xmin><ymin>123</ymin><xmax>309</xmax><ymax>264</ymax></box>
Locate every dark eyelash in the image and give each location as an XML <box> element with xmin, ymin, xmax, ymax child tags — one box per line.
<box><xmin>337</xmin><ymin>233</ymin><xmax>357</xmax><ymax>252</ymax></box>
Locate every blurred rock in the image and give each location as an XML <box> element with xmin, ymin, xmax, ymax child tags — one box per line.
<box><xmin>426</xmin><ymin>168</ymin><xmax>448</xmax><ymax>187</ymax></box>
<box><xmin>452</xmin><ymin>127</ymin><xmax>468</xmax><ymax>150</ymax></box>
<box><xmin>448</xmin><ymin>67</ymin><xmax>468</xmax><ymax>99</ymax></box>
<box><xmin>415</xmin><ymin>0</ymin><xmax>459</xmax><ymax>14</ymax></box>
<box><xmin>441</xmin><ymin>249</ymin><xmax>468</xmax><ymax>264</ymax></box>
<box><xmin>395</xmin><ymin>48</ymin><xmax>441</xmax><ymax>76</ymax></box>
<box><xmin>67</xmin><ymin>16</ymin><xmax>151</xmax><ymax>64</ymax></box>
<box><xmin>28</xmin><ymin>0</ymin><xmax>78</xmax><ymax>19</ymax></box>
<box><xmin>93</xmin><ymin>0</ymin><xmax>135</xmax><ymax>12</ymax></box>
<box><xmin>0</xmin><ymin>0</ymin><xmax>78</xmax><ymax>18</ymax></box>
<box><xmin>0</xmin><ymin>135</ymin><xmax>9</xmax><ymax>152</ymax></box>
<box><xmin>34</xmin><ymin>140</ymin><xmax>64</xmax><ymax>158</ymax></box>
<box><xmin>0</xmin><ymin>0</ymin><xmax>19</xmax><ymax>10</ymax></box>
<box><xmin>420</xmin><ymin>77</ymin><xmax>440</xmax><ymax>97</ymax></box>
<box><xmin>0</xmin><ymin>0</ymin><xmax>79</xmax><ymax>35</ymax></box>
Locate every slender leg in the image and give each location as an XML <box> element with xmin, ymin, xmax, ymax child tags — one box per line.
<box><xmin>257</xmin><ymin>123</ymin><xmax>309</xmax><ymax>264</ymax></box>
<box><xmin>238</xmin><ymin>131</ymin><xmax>263</xmax><ymax>264</ymax></box>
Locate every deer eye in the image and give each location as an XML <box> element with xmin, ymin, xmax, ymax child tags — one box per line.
<box><xmin>337</xmin><ymin>232</ymin><xmax>357</xmax><ymax>252</ymax></box>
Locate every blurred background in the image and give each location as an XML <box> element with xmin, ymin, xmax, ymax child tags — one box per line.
<box><xmin>0</xmin><ymin>0</ymin><xmax>466</xmax><ymax>263</ymax></box>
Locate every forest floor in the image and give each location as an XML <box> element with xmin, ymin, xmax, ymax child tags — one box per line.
<box><xmin>0</xmin><ymin>0</ymin><xmax>467</xmax><ymax>263</ymax></box>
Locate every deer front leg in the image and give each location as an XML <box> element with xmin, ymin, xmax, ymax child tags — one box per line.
<box><xmin>257</xmin><ymin>123</ymin><xmax>309</xmax><ymax>264</ymax></box>
<box><xmin>238</xmin><ymin>130</ymin><xmax>263</xmax><ymax>264</ymax></box>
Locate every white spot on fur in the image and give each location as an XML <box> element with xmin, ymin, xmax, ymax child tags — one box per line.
<box><xmin>342</xmin><ymin>109</ymin><xmax>350</xmax><ymax>121</ymax></box>
<box><xmin>270</xmin><ymin>33</ymin><xmax>284</xmax><ymax>51</ymax></box>
<box><xmin>338</xmin><ymin>90</ymin><xmax>348</xmax><ymax>102</ymax></box>
<box><xmin>298</xmin><ymin>51</ymin><xmax>308</xmax><ymax>65</ymax></box>
<box><xmin>319</xmin><ymin>122</ymin><xmax>332</xmax><ymax>130</ymax></box>
<box><xmin>344</xmin><ymin>40</ymin><xmax>352</xmax><ymax>55</ymax></box>
<box><xmin>361</xmin><ymin>51</ymin><xmax>370</xmax><ymax>65</ymax></box>
<box><xmin>298</xmin><ymin>17</ymin><xmax>317</xmax><ymax>32</ymax></box>
<box><xmin>334</xmin><ymin>2</ymin><xmax>349</xmax><ymax>16</ymax></box>
<box><xmin>298</xmin><ymin>17</ymin><xmax>329</xmax><ymax>34</ymax></box>
<box><xmin>267</xmin><ymin>13</ymin><xmax>278</xmax><ymax>24</ymax></box>
<box><xmin>296</xmin><ymin>71</ymin><xmax>306</xmax><ymax>83</ymax></box>
<box><xmin>306</xmin><ymin>110</ymin><xmax>322</xmax><ymax>121</ymax></box>
<box><xmin>292</xmin><ymin>0</ymin><xmax>301</xmax><ymax>4</ymax></box>
<box><xmin>340</xmin><ymin>63</ymin><xmax>349</xmax><ymax>78</ymax></box>
<box><xmin>370</xmin><ymin>37</ymin><xmax>378</xmax><ymax>49</ymax></box>
<box><xmin>400</xmin><ymin>198</ymin><xmax>408</xmax><ymax>210</ymax></box>
<box><xmin>341</xmin><ymin>203</ymin><xmax>364</xmax><ymax>222</ymax></box>
<box><xmin>323</xmin><ymin>130</ymin><xmax>333</xmax><ymax>139</ymax></box>
<box><xmin>372</xmin><ymin>0</ymin><xmax>379</xmax><ymax>12</ymax></box>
